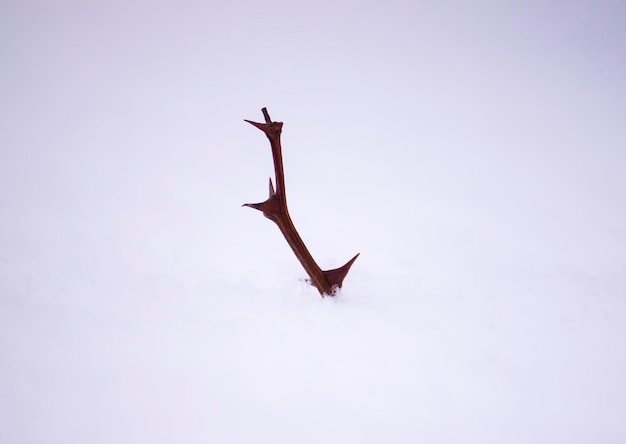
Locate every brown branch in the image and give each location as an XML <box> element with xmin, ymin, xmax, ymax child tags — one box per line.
<box><xmin>243</xmin><ymin>108</ymin><xmax>359</xmax><ymax>296</ymax></box>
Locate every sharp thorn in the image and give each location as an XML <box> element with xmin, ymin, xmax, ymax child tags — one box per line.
<box><xmin>242</xmin><ymin>194</ymin><xmax>282</xmax><ymax>218</ymax></box>
<box><xmin>244</xmin><ymin>119</ymin><xmax>267</xmax><ymax>132</ymax></box>
<box><xmin>269</xmin><ymin>178</ymin><xmax>275</xmax><ymax>196</ymax></box>
<box><xmin>322</xmin><ymin>253</ymin><xmax>360</xmax><ymax>292</ymax></box>
<box><xmin>242</xmin><ymin>202</ymin><xmax>263</xmax><ymax>211</ymax></box>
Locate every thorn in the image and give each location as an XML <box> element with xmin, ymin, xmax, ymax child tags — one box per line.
<box><xmin>244</xmin><ymin>119</ymin><xmax>267</xmax><ymax>132</ymax></box>
<box><xmin>269</xmin><ymin>178</ymin><xmax>275</xmax><ymax>196</ymax></box>
<box><xmin>245</xmin><ymin>118</ymin><xmax>283</xmax><ymax>137</ymax></box>
<box><xmin>242</xmin><ymin>202</ymin><xmax>262</xmax><ymax>211</ymax></box>
<box><xmin>322</xmin><ymin>253</ymin><xmax>360</xmax><ymax>294</ymax></box>
<box><xmin>242</xmin><ymin>193</ymin><xmax>282</xmax><ymax>219</ymax></box>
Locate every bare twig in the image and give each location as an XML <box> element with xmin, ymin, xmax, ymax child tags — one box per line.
<box><xmin>243</xmin><ymin>108</ymin><xmax>359</xmax><ymax>296</ymax></box>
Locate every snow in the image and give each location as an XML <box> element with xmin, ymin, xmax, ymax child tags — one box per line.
<box><xmin>2</xmin><ymin>1</ymin><xmax>626</xmax><ymax>443</ymax></box>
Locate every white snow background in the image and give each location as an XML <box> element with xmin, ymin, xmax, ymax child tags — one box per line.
<box><xmin>1</xmin><ymin>1</ymin><xmax>625</xmax><ymax>443</ymax></box>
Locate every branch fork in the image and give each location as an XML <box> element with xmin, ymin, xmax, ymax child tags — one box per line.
<box><xmin>243</xmin><ymin>108</ymin><xmax>359</xmax><ymax>296</ymax></box>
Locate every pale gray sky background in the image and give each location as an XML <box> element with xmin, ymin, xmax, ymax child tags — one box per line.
<box><xmin>2</xmin><ymin>1</ymin><xmax>624</xmax><ymax>274</ymax></box>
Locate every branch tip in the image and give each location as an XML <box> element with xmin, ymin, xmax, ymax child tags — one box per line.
<box><xmin>261</xmin><ymin>107</ymin><xmax>272</xmax><ymax>124</ymax></box>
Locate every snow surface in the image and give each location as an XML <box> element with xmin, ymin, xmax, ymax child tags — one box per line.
<box><xmin>2</xmin><ymin>1</ymin><xmax>626</xmax><ymax>443</ymax></box>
